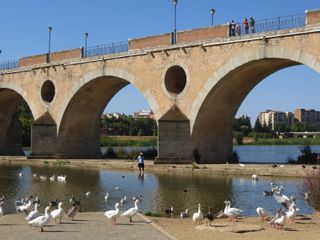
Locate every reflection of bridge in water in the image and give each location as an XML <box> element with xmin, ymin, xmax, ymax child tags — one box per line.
<box><xmin>1</xmin><ymin>9</ymin><xmax>320</xmax><ymax>163</ymax></box>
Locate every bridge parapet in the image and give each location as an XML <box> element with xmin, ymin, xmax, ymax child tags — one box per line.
<box><xmin>129</xmin><ymin>24</ymin><xmax>229</xmax><ymax>50</ymax></box>
<box><xmin>19</xmin><ymin>48</ymin><xmax>82</xmax><ymax>67</ymax></box>
<box><xmin>306</xmin><ymin>9</ymin><xmax>320</xmax><ymax>25</ymax></box>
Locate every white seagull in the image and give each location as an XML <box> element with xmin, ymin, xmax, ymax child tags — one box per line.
<box><xmin>192</xmin><ymin>203</ymin><xmax>203</xmax><ymax>224</ymax></box>
<box><xmin>180</xmin><ymin>209</ymin><xmax>189</xmax><ymax>219</ymax></box>
<box><xmin>25</xmin><ymin>203</ymin><xmax>41</xmax><ymax>221</ymax></box>
<box><xmin>252</xmin><ymin>174</ymin><xmax>259</xmax><ymax>180</ymax></box>
<box><xmin>57</xmin><ymin>175</ymin><xmax>67</xmax><ymax>182</ymax></box>
<box><xmin>28</xmin><ymin>206</ymin><xmax>51</xmax><ymax>232</ymax></box>
<box><xmin>50</xmin><ymin>175</ymin><xmax>55</xmax><ymax>182</ymax></box>
<box><xmin>274</xmin><ymin>209</ymin><xmax>285</xmax><ymax>229</ymax></box>
<box><xmin>224</xmin><ymin>201</ymin><xmax>243</xmax><ymax>222</ymax></box>
<box><xmin>121</xmin><ymin>198</ymin><xmax>140</xmax><ymax>222</ymax></box>
<box><xmin>104</xmin><ymin>192</ymin><xmax>109</xmax><ymax>202</ymax></box>
<box><xmin>50</xmin><ymin>202</ymin><xmax>64</xmax><ymax>224</ymax></box>
<box><xmin>256</xmin><ymin>207</ymin><xmax>266</xmax><ymax>222</ymax></box>
<box><xmin>104</xmin><ymin>202</ymin><xmax>121</xmax><ymax>225</ymax></box>
<box><xmin>0</xmin><ymin>201</ymin><xmax>4</xmax><ymax>217</ymax></box>
<box><xmin>17</xmin><ymin>200</ymin><xmax>33</xmax><ymax>214</ymax></box>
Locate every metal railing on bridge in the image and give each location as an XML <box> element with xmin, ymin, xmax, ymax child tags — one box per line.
<box><xmin>0</xmin><ymin>59</ymin><xmax>19</xmax><ymax>71</ymax></box>
<box><xmin>84</xmin><ymin>41</ymin><xmax>129</xmax><ymax>58</ymax></box>
<box><xmin>230</xmin><ymin>13</ymin><xmax>306</xmax><ymax>36</ymax></box>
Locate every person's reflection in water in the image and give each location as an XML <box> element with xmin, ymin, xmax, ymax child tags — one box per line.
<box><xmin>138</xmin><ymin>172</ymin><xmax>144</xmax><ymax>182</ymax></box>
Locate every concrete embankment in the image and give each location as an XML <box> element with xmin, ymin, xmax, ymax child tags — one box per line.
<box><xmin>0</xmin><ymin>156</ymin><xmax>315</xmax><ymax>178</ymax></box>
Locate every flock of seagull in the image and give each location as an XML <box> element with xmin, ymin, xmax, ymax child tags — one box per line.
<box><xmin>166</xmin><ymin>174</ymin><xmax>307</xmax><ymax>230</ymax></box>
<box><xmin>0</xmin><ymin>169</ymin><xmax>311</xmax><ymax>232</ymax></box>
<box><xmin>0</xmin><ymin>171</ymin><xmax>144</xmax><ymax>232</ymax></box>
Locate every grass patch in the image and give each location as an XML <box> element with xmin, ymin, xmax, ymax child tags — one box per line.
<box><xmin>43</xmin><ymin>161</ymin><xmax>49</xmax><ymax>164</ymax></box>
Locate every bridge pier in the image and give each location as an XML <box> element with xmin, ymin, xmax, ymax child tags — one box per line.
<box><xmin>155</xmin><ymin>106</ymin><xmax>193</xmax><ymax>164</ymax></box>
<box><xmin>29</xmin><ymin>113</ymin><xmax>57</xmax><ymax>159</ymax></box>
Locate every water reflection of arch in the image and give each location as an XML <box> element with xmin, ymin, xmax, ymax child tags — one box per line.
<box><xmin>154</xmin><ymin>173</ymin><xmax>233</xmax><ymax>214</ymax></box>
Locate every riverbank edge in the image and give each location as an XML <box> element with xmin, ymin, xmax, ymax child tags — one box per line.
<box><xmin>0</xmin><ymin>156</ymin><xmax>314</xmax><ymax>178</ymax></box>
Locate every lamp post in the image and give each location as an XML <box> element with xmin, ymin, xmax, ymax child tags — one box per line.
<box><xmin>84</xmin><ymin>32</ymin><xmax>89</xmax><ymax>57</ymax></box>
<box><xmin>210</xmin><ymin>8</ymin><xmax>216</xmax><ymax>26</ymax></box>
<box><xmin>172</xmin><ymin>0</ymin><xmax>178</xmax><ymax>44</ymax></box>
<box><xmin>48</xmin><ymin>26</ymin><xmax>53</xmax><ymax>63</ymax></box>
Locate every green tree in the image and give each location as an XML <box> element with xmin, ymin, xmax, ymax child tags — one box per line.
<box><xmin>16</xmin><ymin>101</ymin><xmax>34</xmax><ymax>147</ymax></box>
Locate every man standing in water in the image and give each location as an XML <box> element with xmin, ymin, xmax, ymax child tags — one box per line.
<box><xmin>137</xmin><ymin>152</ymin><xmax>145</xmax><ymax>174</ymax></box>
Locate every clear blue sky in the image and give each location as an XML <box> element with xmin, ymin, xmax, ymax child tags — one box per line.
<box><xmin>0</xmin><ymin>0</ymin><xmax>319</xmax><ymax>124</ymax></box>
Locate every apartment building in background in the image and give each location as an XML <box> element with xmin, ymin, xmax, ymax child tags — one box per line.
<box><xmin>294</xmin><ymin>108</ymin><xmax>320</xmax><ymax>125</ymax></box>
<box><xmin>258</xmin><ymin>110</ymin><xmax>294</xmax><ymax>130</ymax></box>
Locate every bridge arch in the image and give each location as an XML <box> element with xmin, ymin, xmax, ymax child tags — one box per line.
<box><xmin>0</xmin><ymin>83</ymin><xmax>38</xmax><ymax>118</ymax></box>
<box><xmin>56</xmin><ymin>67</ymin><xmax>161</xmax><ymax>158</ymax></box>
<box><xmin>0</xmin><ymin>86</ymin><xmax>35</xmax><ymax>155</ymax></box>
<box><xmin>189</xmin><ymin>45</ymin><xmax>320</xmax><ymax>163</ymax></box>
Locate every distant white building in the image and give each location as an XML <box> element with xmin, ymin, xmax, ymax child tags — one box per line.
<box><xmin>133</xmin><ymin>109</ymin><xmax>154</xmax><ymax>119</ymax></box>
<box><xmin>104</xmin><ymin>112</ymin><xmax>126</xmax><ymax>119</ymax></box>
<box><xmin>258</xmin><ymin>110</ymin><xmax>294</xmax><ymax>130</ymax></box>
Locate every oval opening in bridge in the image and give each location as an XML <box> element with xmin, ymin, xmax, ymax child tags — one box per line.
<box><xmin>41</xmin><ymin>80</ymin><xmax>55</xmax><ymax>103</ymax></box>
<box><xmin>164</xmin><ymin>65</ymin><xmax>187</xmax><ymax>94</ymax></box>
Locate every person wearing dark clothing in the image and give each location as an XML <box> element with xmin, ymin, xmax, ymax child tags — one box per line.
<box><xmin>249</xmin><ymin>16</ymin><xmax>255</xmax><ymax>33</ymax></box>
<box><xmin>243</xmin><ymin>18</ymin><xmax>249</xmax><ymax>34</ymax></box>
<box><xmin>230</xmin><ymin>20</ymin><xmax>236</xmax><ymax>36</ymax></box>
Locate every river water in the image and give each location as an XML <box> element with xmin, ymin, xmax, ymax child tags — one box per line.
<box><xmin>234</xmin><ymin>145</ymin><xmax>320</xmax><ymax>163</ymax></box>
<box><xmin>25</xmin><ymin>145</ymin><xmax>320</xmax><ymax>163</ymax></box>
<box><xmin>0</xmin><ymin>163</ymin><xmax>315</xmax><ymax>217</ymax></box>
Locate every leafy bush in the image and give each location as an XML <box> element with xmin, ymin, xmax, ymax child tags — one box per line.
<box><xmin>303</xmin><ymin>169</ymin><xmax>320</xmax><ymax>210</ymax></box>
<box><xmin>296</xmin><ymin>142</ymin><xmax>320</xmax><ymax>164</ymax></box>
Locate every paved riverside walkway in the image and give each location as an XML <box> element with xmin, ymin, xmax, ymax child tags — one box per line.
<box><xmin>0</xmin><ymin>212</ymin><xmax>174</xmax><ymax>240</ymax></box>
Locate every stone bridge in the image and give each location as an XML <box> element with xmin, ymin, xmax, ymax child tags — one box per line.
<box><xmin>1</xmin><ymin>9</ymin><xmax>320</xmax><ymax>163</ymax></box>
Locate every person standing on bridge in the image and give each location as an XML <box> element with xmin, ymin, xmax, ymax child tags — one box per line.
<box><xmin>230</xmin><ymin>20</ymin><xmax>236</xmax><ymax>36</ymax></box>
<box><xmin>136</xmin><ymin>152</ymin><xmax>145</xmax><ymax>174</ymax></box>
<box><xmin>243</xmin><ymin>18</ymin><xmax>249</xmax><ymax>34</ymax></box>
<box><xmin>235</xmin><ymin>23</ymin><xmax>241</xmax><ymax>36</ymax></box>
<box><xmin>249</xmin><ymin>16</ymin><xmax>255</xmax><ymax>33</ymax></box>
